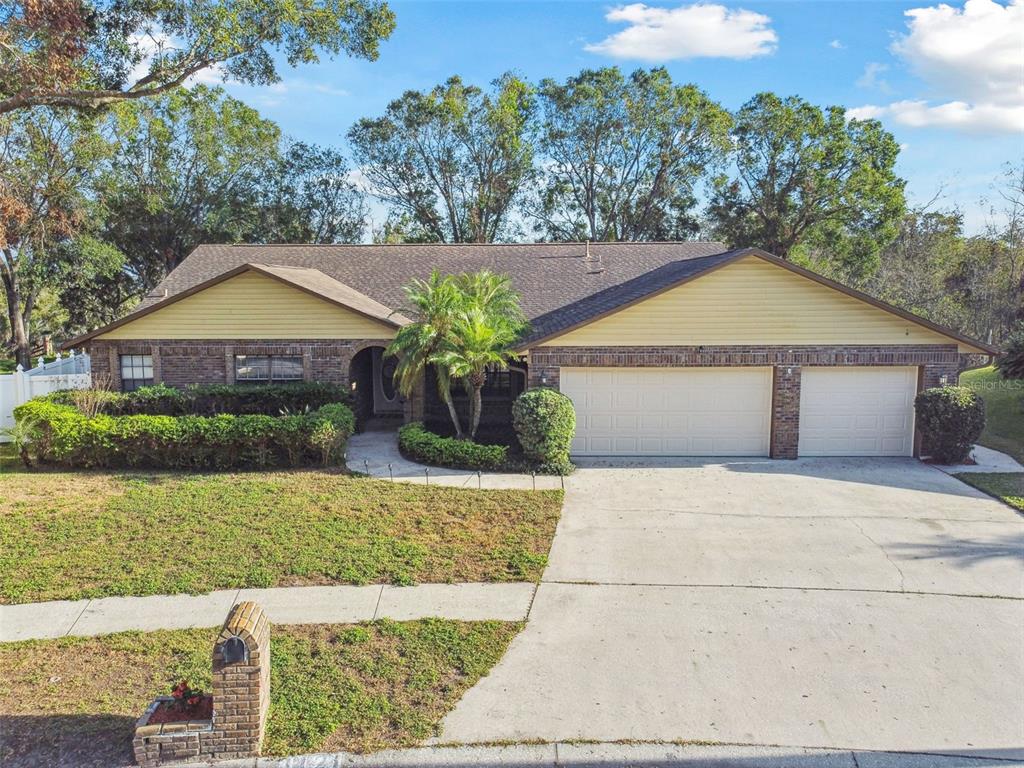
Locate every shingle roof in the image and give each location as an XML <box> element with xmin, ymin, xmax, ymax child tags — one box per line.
<box><xmin>138</xmin><ymin>242</ymin><xmax>731</xmax><ymax>323</ymax></box>
<box><xmin>248</xmin><ymin>263</ymin><xmax>411</xmax><ymax>326</ymax></box>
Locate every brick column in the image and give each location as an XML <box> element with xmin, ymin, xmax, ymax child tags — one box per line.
<box><xmin>224</xmin><ymin>346</ymin><xmax>235</xmax><ymax>385</ymax></box>
<box><xmin>150</xmin><ymin>346</ymin><xmax>162</xmax><ymax>385</ymax></box>
<box><xmin>212</xmin><ymin>602</ymin><xmax>270</xmax><ymax>759</ymax></box>
<box><xmin>770</xmin><ymin>365</ymin><xmax>801</xmax><ymax>459</ymax></box>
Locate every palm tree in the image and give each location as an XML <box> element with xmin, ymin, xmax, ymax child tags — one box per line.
<box><xmin>432</xmin><ymin>306</ymin><xmax>520</xmax><ymax>440</ymax></box>
<box><xmin>458</xmin><ymin>270</ymin><xmax>527</xmax><ymax>327</ymax></box>
<box><xmin>387</xmin><ymin>271</ymin><xmax>466</xmax><ymax>438</ymax></box>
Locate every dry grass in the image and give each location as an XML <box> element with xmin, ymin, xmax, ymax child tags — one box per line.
<box><xmin>0</xmin><ymin>469</ymin><xmax>562</xmax><ymax>604</ymax></box>
<box><xmin>0</xmin><ymin>620</ymin><xmax>520</xmax><ymax>767</ymax></box>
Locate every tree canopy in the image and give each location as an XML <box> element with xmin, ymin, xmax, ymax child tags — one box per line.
<box><xmin>530</xmin><ymin>67</ymin><xmax>731</xmax><ymax>242</ymax></box>
<box><xmin>707</xmin><ymin>92</ymin><xmax>906</xmax><ymax>279</ymax></box>
<box><xmin>349</xmin><ymin>74</ymin><xmax>535</xmax><ymax>243</ymax></box>
<box><xmin>0</xmin><ymin>0</ymin><xmax>396</xmax><ymax>114</ymax></box>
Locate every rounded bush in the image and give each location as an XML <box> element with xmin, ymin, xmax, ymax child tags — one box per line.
<box><xmin>512</xmin><ymin>388</ymin><xmax>576</xmax><ymax>474</ymax></box>
<box><xmin>915</xmin><ymin>386</ymin><xmax>986</xmax><ymax>464</ymax></box>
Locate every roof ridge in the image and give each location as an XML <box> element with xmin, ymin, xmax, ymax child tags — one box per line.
<box><xmin>218</xmin><ymin>241</ymin><xmax>727</xmax><ymax>248</ymax></box>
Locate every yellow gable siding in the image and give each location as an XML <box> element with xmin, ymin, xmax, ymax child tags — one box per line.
<box><xmin>98</xmin><ymin>271</ymin><xmax>396</xmax><ymax>340</ymax></box>
<box><xmin>541</xmin><ymin>255</ymin><xmax>963</xmax><ymax>350</ymax></box>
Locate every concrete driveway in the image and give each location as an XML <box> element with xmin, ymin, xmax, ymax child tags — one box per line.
<box><xmin>440</xmin><ymin>458</ymin><xmax>1024</xmax><ymax>759</ymax></box>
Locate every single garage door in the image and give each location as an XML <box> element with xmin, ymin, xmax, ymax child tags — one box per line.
<box><xmin>799</xmin><ymin>366</ymin><xmax>917</xmax><ymax>456</ymax></box>
<box><xmin>560</xmin><ymin>367</ymin><xmax>772</xmax><ymax>456</ymax></box>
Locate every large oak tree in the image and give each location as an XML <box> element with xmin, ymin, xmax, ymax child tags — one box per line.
<box><xmin>349</xmin><ymin>74</ymin><xmax>535</xmax><ymax>243</ymax></box>
<box><xmin>707</xmin><ymin>92</ymin><xmax>906</xmax><ymax>278</ymax></box>
<box><xmin>529</xmin><ymin>67</ymin><xmax>731</xmax><ymax>242</ymax></box>
<box><xmin>0</xmin><ymin>0</ymin><xmax>395</xmax><ymax>115</ymax></box>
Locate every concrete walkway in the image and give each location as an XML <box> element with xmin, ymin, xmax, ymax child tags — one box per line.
<box><xmin>932</xmin><ymin>444</ymin><xmax>1024</xmax><ymax>475</ymax></box>
<box><xmin>190</xmin><ymin>742</ymin><xmax>1024</xmax><ymax>767</ymax></box>
<box><xmin>345</xmin><ymin>429</ymin><xmax>565</xmax><ymax>490</ymax></box>
<box><xmin>0</xmin><ymin>582</ymin><xmax>535</xmax><ymax>642</ymax></box>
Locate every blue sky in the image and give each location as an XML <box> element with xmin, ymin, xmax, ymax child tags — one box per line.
<box><xmin>211</xmin><ymin>0</ymin><xmax>1024</xmax><ymax>235</ymax></box>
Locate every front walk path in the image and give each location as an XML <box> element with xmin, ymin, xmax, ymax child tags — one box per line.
<box><xmin>0</xmin><ymin>582</ymin><xmax>535</xmax><ymax>642</ymax></box>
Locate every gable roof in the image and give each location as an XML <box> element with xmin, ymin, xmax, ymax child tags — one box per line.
<box><xmin>66</xmin><ymin>261</ymin><xmax>410</xmax><ymax>347</ymax></box>
<box><xmin>65</xmin><ymin>241</ymin><xmax>996</xmax><ymax>356</ymax></box>
<box><xmin>519</xmin><ymin>247</ymin><xmax>997</xmax><ymax>354</ymax></box>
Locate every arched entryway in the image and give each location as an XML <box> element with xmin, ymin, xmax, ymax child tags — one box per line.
<box><xmin>349</xmin><ymin>346</ymin><xmax>403</xmax><ymax>424</ymax></box>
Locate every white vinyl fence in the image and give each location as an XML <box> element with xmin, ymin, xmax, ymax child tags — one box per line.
<box><xmin>0</xmin><ymin>351</ymin><xmax>91</xmax><ymax>441</ymax></box>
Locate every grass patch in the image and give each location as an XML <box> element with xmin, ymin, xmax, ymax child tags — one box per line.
<box><xmin>0</xmin><ymin>469</ymin><xmax>562</xmax><ymax>604</ymax></box>
<box><xmin>0</xmin><ymin>619</ymin><xmax>520</xmax><ymax>767</ymax></box>
<box><xmin>960</xmin><ymin>366</ymin><xmax>1024</xmax><ymax>463</ymax></box>
<box><xmin>954</xmin><ymin>472</ymin><xmax>1024</xmax><ymax>512</ymax></box>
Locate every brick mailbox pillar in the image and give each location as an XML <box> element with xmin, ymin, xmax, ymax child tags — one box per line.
<box><xmin>133</xmin><ymin>602</ymin><xmax>271</xmax><ymax>766</ymax></box>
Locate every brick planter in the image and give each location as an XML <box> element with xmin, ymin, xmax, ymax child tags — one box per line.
<box><xmin>133</xmin><ymin>698</ymin><xmax>213</xmax><ymax>766</ymax></box>
<box><xmin>133</xmin><ymin>602</ymin><xmax>271</xmax><ymax>767</ymax></box>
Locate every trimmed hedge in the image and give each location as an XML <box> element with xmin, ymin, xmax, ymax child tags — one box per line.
<box><xmin>512</xmin><ymin>388</ymin><xmax>576</xmax><ymax>475</ymax></box>
<box><xmin>398</xmin><ymin>422</ymin><xmax>507</xmax><ymax>471</ymax></box>
<box><xmin>915</xmin><ymin>386</ymin><xmax>986</xmax><ymax>464</ymax></box>
<box><xmin>14</xmin><ymin>398</ymin><xmax>355</xmax><ymax>470</ymax></box>
<box><xmin>46</xmin><ymin>382</ymin><xmax>352</xmax><ymax>417</ymax></box>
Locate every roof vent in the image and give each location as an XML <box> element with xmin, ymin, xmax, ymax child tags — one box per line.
<box><xmin>584</xmin><ymin>240</ymin><xmax>604</xmax><ymax>274</ymax></box>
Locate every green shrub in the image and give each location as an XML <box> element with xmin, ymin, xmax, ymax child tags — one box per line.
<box><xmin>512</xmin><ymin>388</ymin><xmax>576</xmax><ymax>474</ymax></box>
<box><xmin>47</xmin><ymin>381</ymin><xmax>352</xmax><ymax>417</ymax></box>
<box><xmin>915</xmin><ymin>386</ymin><xmax>986</xmax><ymax>464</ymax></box>
<box><xmin>398</xmin><ymin>422</ymin><xmax>507</xmax><ymax>470</ymax></box>
<box><xmin>13</xmin><ymin>398</ymin><xmax>355</xmax><ymax>470</ymax></box>
<box><xmin>995</xmin><ymin>323</ymin><xmax>1024</xmax><ymax>380</ymax></box>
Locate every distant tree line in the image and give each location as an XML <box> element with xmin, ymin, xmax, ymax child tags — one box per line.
<box><xmin>0</xmin><ymin>0</ymin><xmax>1019</xmax><ymax>366</ymax></box>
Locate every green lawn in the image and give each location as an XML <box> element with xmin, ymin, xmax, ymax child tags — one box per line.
<box><xmin>954</xmin><ymin>472</ymin><xmax>1024</xmax><ymax>512</ymax></box>
<box><xmin>960</xmin><ymin>366</ymin><xmax>1024</xmax><ymax>463</ymax></box>
<box><xmin>0</xmin><ymin>468</ymin><xmax>562</xmax><ymax>604</ymax></box>
<box><xmin>0</xmin><ymin>619</ymin><xmax>520</xmax><ymax>767</ymax></box>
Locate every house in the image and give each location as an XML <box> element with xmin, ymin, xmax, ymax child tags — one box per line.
<box><xmin>66</xmin><ymin>242</ymin><xmax>995</xmax><ymax>459</ymax></box>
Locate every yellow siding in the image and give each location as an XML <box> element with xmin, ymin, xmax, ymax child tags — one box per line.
<box><xmin>98</xmin><ymin>271</ymin><xmax>396</xmax><ymax>340</ymax></box>
<box><xmin>542</xmin><ymin>254</ymin><xmax>972</xmax><ymax>351</ymax></box>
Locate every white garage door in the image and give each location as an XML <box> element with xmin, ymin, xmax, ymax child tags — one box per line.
<box><xmin>799</xmin><ymin>367</ymin><xmax>917</xmax><ymax>456</ymax></box>
<box><xmin>560</xmin><ymin>367</ymin><xmax>772</xmax><ymax>456</ymax></box>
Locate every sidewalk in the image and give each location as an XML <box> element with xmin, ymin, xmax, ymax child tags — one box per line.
<box><xmin>931</xmin><ymin>444</ymin><xmax>1024</xmax><ymax>475</ymax></box>
<box><xmin>345</xmin><ymin>429</ymin><xmax>564</xmax><ymax>490</ymax></box>
<box><xmin>186</xmin><ymin>742</ymin><xmax>1024</xmax><ymax>767</ymax></box>
<box><xmin>0</xmin><ymin>582</ymin><xmax>535</xmax><ymax>642</ymax></box>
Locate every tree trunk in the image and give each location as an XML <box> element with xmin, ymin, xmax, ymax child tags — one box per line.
<box><xmin>469</xmin><ymin>385</ymin><xmax>483</xmax><ymax>440</ymax></box>
<box><xmin>0</xmin><ymin>266</ymin><xmax>30</xmax><ymax>369</ymax></box>
<box><xmin>443</xmin><ymin>389</ymin><xmax>464</xmax><ymax>440</ymax></box>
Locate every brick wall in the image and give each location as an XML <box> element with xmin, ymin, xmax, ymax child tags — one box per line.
<box><xmin>86</xmin><ymin>339</ymin><xmax>393</xmax><ymax>390</ymax></box>
<box><xmin>527</xmin><ymin>344</ymin><xmax>963</xmax><ymax>459</ymax></box>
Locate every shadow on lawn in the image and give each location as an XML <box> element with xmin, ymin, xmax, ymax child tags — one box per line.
<box><xmin>0</xmin><ymin>714</ymin><xmax>135</xmax><ymax>768</ymax></box>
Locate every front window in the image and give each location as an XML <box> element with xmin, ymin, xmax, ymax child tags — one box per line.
<box><xmin>119</xmin><ymin>354</ymin><xmax>154</xmax><ymax>392</ymax></box>
<box><xmin>234</xmin><ymin>355</ymin><xmax>303</xmax><ymax>384</ymax></box>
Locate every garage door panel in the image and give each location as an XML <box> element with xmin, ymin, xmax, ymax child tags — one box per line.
<box><xmin>560</xmin><ymin>367</ymin><xmax>771</xmax><ymax>457</ymax></box>
<box><xmin>799</xmin><ymin>367</ymin><xmax>916</xmax><ymax>457</ymax></box>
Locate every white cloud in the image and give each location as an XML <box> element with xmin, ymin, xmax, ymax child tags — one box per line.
<box><xmin>851</xmin><ymin>0</ymin><xmax>1024</xmax><ymax>134</ymax></box>
<box><xmin>851</xmin><ymin>99</ymin><xmax>1024</xmax><ymax>133</ymax></box>
<box><xmin>856</xmin><ymin>62</ymin><xmax>892</xmax><ymax>93</ymax></box>
<box><xmin>829</xmin><ymin>39</ymin><xmax>845</xmax><ymax>49</ymax></box>
<box><xmin>585</xmin><ymin>3</ymin><xmax>778</xmax><ymax>61</ymax></box>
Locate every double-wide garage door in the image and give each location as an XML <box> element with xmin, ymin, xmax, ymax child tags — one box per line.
<box><xmin>559</xmin><ymin>366</ymin><xmax>917</xmax><ymax>457</ymax></box>
<box><xmin>560</xmin><ymin>367</ymin><xmax>772</xmax><ymax>456</ymax></box>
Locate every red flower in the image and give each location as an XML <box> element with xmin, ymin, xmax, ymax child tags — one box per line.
<box><xmin>187</xmin><ymin>695</ymin><xmax>201</xmax><ymax>706</ymax></box>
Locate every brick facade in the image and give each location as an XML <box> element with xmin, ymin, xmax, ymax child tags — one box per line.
<box><xmin>87</xmin><ymin>338</ymin><xmax>393</xmax><ymax>390</ymax></box>
<box><xmin>527</xmin><ymin>344</ymin><xmax>962</xmax><ymax>459</ymax></box>
<box><xmin>133</xmin><ymin>601</ymin><xmax>271</xmax><ymax>767</ymax></box>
